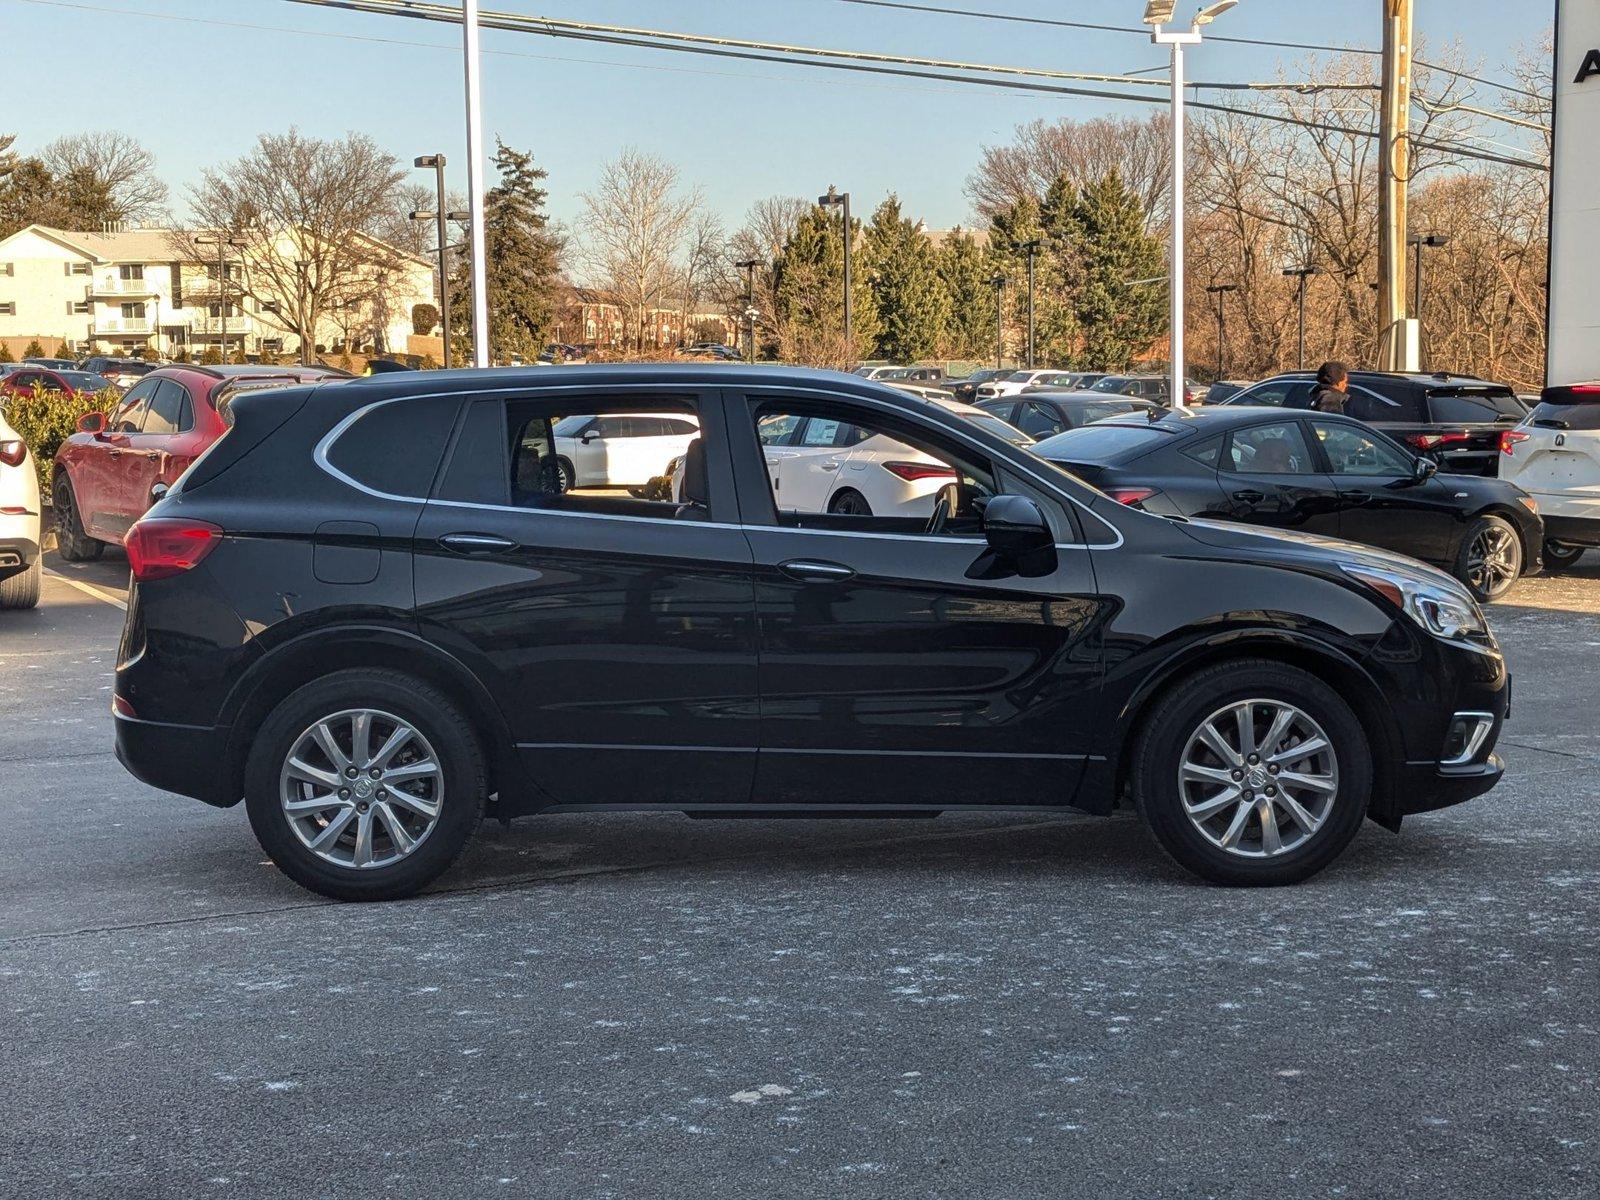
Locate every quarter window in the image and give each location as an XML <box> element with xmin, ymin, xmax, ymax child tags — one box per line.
<box><xmin>141</xmin><ymin>380</ymin><xmax>191</xmax><ymax>436</ymax></box>
<box><xmin>1226</xmin><ymin>423</ymin><xmax>1316</xmax><ymax>474</ymax></box>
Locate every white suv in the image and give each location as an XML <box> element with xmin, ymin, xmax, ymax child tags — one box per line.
<box><xmin>1499</xmin><ymin>382</ymin><xmax>1600</xmax><ymax>569</ymax></box>
<box><xmin>0</xmin><ymin>403</ymin><xmax>42</xmax><ymax>608</ymax></box>
<box><xmin>553</xmin><ymin>412</ymin><xmax>701</xmax><ymax>489</ymax></box>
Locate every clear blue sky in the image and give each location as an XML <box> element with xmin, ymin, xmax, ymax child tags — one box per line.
<box><xmin>4</xmin><ymin>0</ymin><xmax>1552</xmax><ymax>235</ymax></box>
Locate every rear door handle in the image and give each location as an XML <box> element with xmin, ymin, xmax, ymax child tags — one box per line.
<box><xmin>1338</xmin><ymin>490</ymin><xmax>1372</xmax><ymax>504</ymax></box>
<box><xmin>1231</xmin><ymin>489</ymin><xmax>1265</xmax><ymax>504</ymax></box>
<box><xmin>438</xmin><ymin>532</ymin><xmax>518</xmax><ymax>554</ymax></box>
<box><xmin>779</xmin><ymin>559</ymin><xmax>855</xmax><ymax>582</ymax></box>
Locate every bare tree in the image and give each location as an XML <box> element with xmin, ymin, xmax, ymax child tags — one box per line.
<box><xmin>966</xmin><ymin>114</ymin><xmax>1171</xmax><ymax>226</ymax></box>
<box><xmin>677</xmin><ymin>208</ymin><xmax>725</xmax><ymax>345</ymax></box>
<box><xmin>578</xmin><ymin>149</ymin><xmax>697</xmax><ymax>351</ymax></box>
<box><xmin>721</xmin><ymin>195</ymin><xmax>811</xmax><ymax>353</ymax></box>
<box><xmin>40</xmin><ymin>131</ymin><xmax>168</xmax><ymax>223</ymax></box>
<box><xmin>178</xmin><ymin>130</ymin><xmax>406</xmax><ymax>363</ymax></box>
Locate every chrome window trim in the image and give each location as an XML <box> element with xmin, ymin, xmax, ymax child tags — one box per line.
<box><xmin>313</xmin><ymin>387</ymin><xmax>1125</xmax><ymax>551</ymax></box>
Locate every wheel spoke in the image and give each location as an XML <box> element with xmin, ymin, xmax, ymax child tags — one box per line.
<box><xmin>308</xmin><ymin>805</ymin><xmax>356</xmax><ymax>851</ymax></box>
<box><xmin>1279</xmin><ymin>769</ymin><xmax>1337</xmax><ymax>796</ymax></box>
<box><xmin>375</xmin><ymin>802</ymin><xmax>415</xmax><ymax>855</ymax></box>
<box><xmin>1181</xmin><ymin>762</ymin><xmax>1235</xmax><ymax>787</ymax></box>
<box><xmin>1217</xmin><ymin>801</ymin><xmax>1253</xmax><ymax>849</ymax></box>
<box><xmin>1197</xmin><ymin>721</ymin><xmax>1242</xmax><ymax>767</ymax></box>
<box><xmin>1258</xmin><ymin>799</ymin><xmax>1283</xmax><ymax>854</ymax></box>
<box><xmin>386</xmin><ymin>789</ymin><xmax>441</xmax><ymax>819</ymax></box>
<box><xmin>1233</xmin><ymin>703</ymin><xmax>1257</xmax><ymax>759</ymax></box>
<box><xmin>382</xmin><ymin>759</ymin><xmax>439</xmax><ymax>784</ymax></box>
<box><xmin>286</xmin><ymin>756</ymin><xmax>342</xmax><ymax>791</ymax></box>
<box><xmin>350</xmin><ymin>710</ymin><xmax>373</xmax><ymax>769</ymax></box>
<box><xmin>369</xmin><ymin>724</ymin><xmax>415</xmax><ymax>771</ymax></box>
<box><xmin>1279</xmin><ymin>792</ymin><xmax>1323</xmax><ymax>835</ymax></box>
<box><xmin>351</xmin><ymin>808</ymin><xmax>375</xmax><ymax>867</ymax></box>
<box><xmin>1186</xmin><ymin>785</ymin><xmax>1243</xmax><ymax>819</ymax></box>
<box><xmin>311</xmin><ymin>721</ymin><xmax>350</xmax><ymax>773</ymax></box>
<box><xmin>1268</xmin><ymin>736</ymin><xmax>1328</xmax><ymax>766</ymax></box>
<box><xmin>1260</xmin><ymin>706</ymin><xmax>1295</xmax><ymax>757</ymax></box>
<box><xmin>284</xmin><ymin>793</ymin><xmax>350</xmax><ymax>816</ymax></box>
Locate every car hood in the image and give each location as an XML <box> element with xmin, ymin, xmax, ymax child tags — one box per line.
<box><xmin>1174</xmin><ymin>516</ymin><xmax>1467</xmax><ymax>590</ymax></box>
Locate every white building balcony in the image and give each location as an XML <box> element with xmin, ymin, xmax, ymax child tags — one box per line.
<box><xmin>92</xmin><ymin>317</ymin><xmax>153</xmax><ymax>335</ymax></box>
<box><xmin>189</xmin><ymin>314</ymin><xmax>256</xmax><ymax>336</ymax></box>
<box><xmin>88</xmin><ymin>276</ymin><xmax>160</xmax><ymax>297</ymax></box>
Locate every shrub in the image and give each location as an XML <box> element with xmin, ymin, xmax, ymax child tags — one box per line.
<box><xmin>4</xmin><ymin>382</ymin><xmax>120</xmax><ymax>493</ymax></box>
<box><xmin>0</xmin><ymin>344</ymin><xmax>13</xmax><ymax>364</ymax></box>
<box><xmin>199</xmin><ymin>346</ymin><xmax>223</xmax><ymax>365</ymax></box>
<box><xmin>22</xmin><ymin>339</ymin><xmax>44</xmax><ymax>360</ymax></box>
<box><xmin>412</xmin><ymin>303</ymin><xmax>440</xmax><ymax>335</ymax></box>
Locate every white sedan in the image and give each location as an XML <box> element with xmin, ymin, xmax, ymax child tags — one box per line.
<box><xmin>553</xmin><ymin>412</ymin><xmax>700</xmax><ymax>488</ymax></box>
<box><xmin>0</xmin><ymin>403</ymin><xmax>43</xmax><ymax>609</ymax></box>
<box><xmin>757</xmin><ymin>413</ymin><xmax>954</xmax><ymax>517</ymax></box>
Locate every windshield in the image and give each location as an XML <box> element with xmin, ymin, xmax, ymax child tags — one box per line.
<box><xmin>963</xmin><ymin>413</ymin><xmax>1033</xmax><ymax>445</ymax></box>
<box><xmin>552</xmin><ymin>415</ymin><xmax>593</xmax><ymax>437</ymax></box>
<box><xmin>1089</xmin><ymin>377</ymin><xmax>1126</xmax><ymax>393</ymax></box>
<box><xmin>60</xmin><ymin>372</ymin><xmax>111</xmax><ymax>391</ymax></box>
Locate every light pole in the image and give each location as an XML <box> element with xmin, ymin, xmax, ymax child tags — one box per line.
<box><xmin>818</xmin><ymin>186</ymin><xmax>852</xmax><ymax>357</ymax></box>
<box><xmin>412</xmin><ymin>155</ymin><xmax>454</xmax><ymax>368</ymax></box>
<box><xmin>988</xmin><ymin>274</ymin><xmax>1007</xmax><ymax>369</ymax></box>
<box><xmin>1011</xmin><ymin>238</ymin><xmax>1041</xmax><ymax>367</ymax></box>
<box><xmin>462</xmin><ymin>0</ymin><xmax>490</xmax><ymax>368</ymax></box>
<box><xmin>735</xmin><ymin>258</ymin><xmax>759</xmax><ymax>362</ymax></box>
<box><xmin>1408</xmin><ymin>232</ymin><xmax>1450</xmax><ymax>362</ymax></box>
<box><xmin>1204</xmin><ymin>282</ymin><xmax>1236</xmax><ymax>380</ymax></box>
<box><xmin>1145</xmin><ymin>0</ymin><xmax>1239</xmax><ymax>409</ymax></box>
<box><xmin>195</xmin><ymin>233</ymin><xmax>246</xmax><ymax>360</ymax></box>
<box><xmin>1281</xmin><ymin>266</ymin><xmax>1320</xmax><ymax>370</ymax></box>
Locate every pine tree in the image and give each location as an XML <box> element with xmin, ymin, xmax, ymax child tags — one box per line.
<box><xmin>773</xmin><ymin>205</ymin><xmax>877</xmax><ymax>366</ymax></box>
<box><xmin>22</xmin><ymin>339</ymin><xmax>43</xmax><ymax>359</ymax></box>
<box><xmin>1034</xmin><ymin>174</ymin><xmax>1081</xmax><ymax>365</ymax></box>
<box><xmin>0</xmin><ymin>343</ymin><xmax>13</xmax><ymax>363</ymax></box>
<box><xmin>53</xmin><ymin>341</ymin><xmax>72</xmax><ymax>359</ymax></box>
<box><xmin>448</xmin><ymin>139</ymin><xmax>562</xmax><ymax>363</ymax></box>
<box><xmin>936</xmin><ymin>230</ymin><xmax>994</xmax><ymax>362</ymax></box>
<box><xmin>1069</xmin><ymin>171</ymin><xmax>1165</xmax><ymax>371</ymax></box>
<box><xmin>861</xmin><ymin>195</ymin><xmax>950</xmax><ymax>363</ymax></box>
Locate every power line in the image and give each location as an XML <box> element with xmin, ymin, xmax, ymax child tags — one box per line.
<box><xmin>830</xmin><ymin>0</ymin><xmax>1546</xmax><ymax>101</ymax></box>
<box><xmin>283</xmin><ymin>0</ymin><xmax>1548</xmax><ymax>172</ymax></box>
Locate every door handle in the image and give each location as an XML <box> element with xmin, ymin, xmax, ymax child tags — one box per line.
<box><xmin>438</xmin><ymin>532</ymin><xmax>518</xmax><ymax>554</ymax></box>
<box><xmin>819</xmin><ymin>458</ymin><xmax>842</xmax><ymax>470</ymax></box>
<box><xmin>1338</xmin><ymin>490</ymin><xmax>1372</xmax><ymax>504</ymax></box>
<box><xmin>779</xmin><ymin>559</ymin><xmax>855</xmax><ymax>582</ymax></box>
<box><xmin>1231</xmin><ymin>489</ymin><xmax>1265</xmax><ymax>504</ymax></box>
<box><xmin>106</xmin><ymin>447</ymin><xmax>122</xmax><ymax>458</ymax></box>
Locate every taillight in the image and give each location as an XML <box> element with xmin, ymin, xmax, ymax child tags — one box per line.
<box><xmin>1500</xmin><ymin>429</ymin><xmax>1530</xmax><ymax>457</ymax></box>
<box><xmin>0</xmin><ymin>439</ymin><xmax>25</xmax><ymax>467</ymax></box>
<box><xmin>1104</xmin><ymin>486</ymin><xmax>1157</xmax><ymax>506</ymax></box>
<box><xmin>1405</xmin><ymin>431</ymin><xmax>1471</xmax><ymax>452</ymax></box>
<box><xmin>881</xmin><ymin>461</ymin><xmax>959</xmax><ymax>482</ymax></box>
<box><xmin>123</xmin><ymin>517</ymin><xmax>223</xmax><ymax>582</ymax></box>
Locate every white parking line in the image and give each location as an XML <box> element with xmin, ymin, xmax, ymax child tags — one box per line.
<box><xmin>43</xmin><ymin>569</ymin><xmax>127</xmax><ymax>611</ymax></box>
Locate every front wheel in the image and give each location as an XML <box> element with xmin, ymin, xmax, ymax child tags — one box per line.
<box><xmin>1456</xmin><ymin>515</ymin><xmax>1523</xmax><ymax>602</ymax></box>
<box><xmin>244</xmin><ymin>669</ymin><xmax>487</xmax><ymax>901</ymax></box>
<box><xmin>1132</xmin><ymin>660</ymin><xmax>1371</xmax><ymax>886</ymax></box>
<box><xmin>52</xmin><ymin>474</ymin><xmax>103</xmax><ymax>562</ymax></box>
<box><xmin>1543</xmin><ymin>540</ymin><xmax>1586</xmax><ymax>571</ymax></box>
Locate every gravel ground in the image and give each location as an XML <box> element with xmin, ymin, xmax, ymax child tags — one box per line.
<box><xmin>2</xmin><ymin>550</ymin><xmax>1597</xmax><ymax>1199</ymax></box>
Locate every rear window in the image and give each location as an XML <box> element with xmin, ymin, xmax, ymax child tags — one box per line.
<box><xmin>1530</xmin><ymin>402</ymin><xmax>1600</xmax><ymax>431</ymax></box>
<box><xmin>1427</xmin><ymin>388</ymin><xmax>1524</xmax><ymax>422</ymax></box>
<box><xmin>1032</xmin><ymin>423</ymin><xmax>1173</xmax><ymax>462</ymax></box>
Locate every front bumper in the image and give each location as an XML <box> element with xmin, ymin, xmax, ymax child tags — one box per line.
<box><xmin>114</xmin><ymin>710</ymin><xmax>239</xmax><ymax>808</ymax></box>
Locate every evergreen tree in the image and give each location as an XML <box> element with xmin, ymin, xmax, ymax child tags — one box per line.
<box><xmin>22</xmin><ymin>339</ymin><xmax>43</xmax><ymax>359</ymax></box>
<box><xmin>53</xmin><ymin>341</ymin><xmax>72</xmax><ymax>359</ymax></box>
<box><xmin>1034</xmin><ymin>173</ymin><xmax>1081</xmax><ymax>365</ymax></box>
<box><xmin>1068</xmin><ymin>171</ymin><xmax>1165</xmax><ymax>371</ymax></box>
<box><xmin>773</xmin><ymin>205</ymin><xmax>877</xmax><ymax>366</ymax></box>
<box><xmin>0</xmin><ymin>343</ymin><xmax>13</xmax><ymax>363</ymax></box>
<box><xmin>448</xmin><ymin>139</ymin><xmax>562</xmax><ymax>363</ymax></box>
<box><xmin>936</xmin><ymin>229</ymin><xmax>994</xmax><ymax>362</ymax></box>
<box><xmin>861</xmin><ymin>195</ymin><xmax>949</xmax><ymax>363</ymax></box>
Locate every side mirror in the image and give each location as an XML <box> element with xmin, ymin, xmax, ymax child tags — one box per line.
<box><xmin>1413</xmin><ymin>456</ymin><xmax>1438</xmax><ymax>482</ymax></box>
<box><xmin>149</xmin><ymin>481</ymin><xmax>169</xmax><ymax>504</ymax></box>
<box><xmin>983</xmin><ymin>494</ymin><xmax>1056</xmax><ymax>560</ymax></box>
<box><xmin>580</xmin><ymin>429</ymin><xmax>599</xmax><ymax>444</ymax></box>
<box><xmin>77</xmin><ymin>411</ymin><xmax>106</xmax><ymax>435</ymax></box>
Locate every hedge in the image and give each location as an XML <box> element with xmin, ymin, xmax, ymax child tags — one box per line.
<box><xmin>2</xmin><ymin>382</ymin><xmax>121</xmax><ymax>494</ymax></box>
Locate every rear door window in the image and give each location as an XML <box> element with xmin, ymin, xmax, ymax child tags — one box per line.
<box><xmin>1224</xmin><ymin>422</ymin><xmax>1317</xmax><ymax>474</ymax></box>
<box><xmin>109</xmin><ymin>378</ymin><xmax>158</xmax><ymax>432</ymax></box>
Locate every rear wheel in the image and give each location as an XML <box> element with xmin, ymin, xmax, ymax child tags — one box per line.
<box><xmin>244</xmin><ymin>669</ymin><xmax>486</xmax><ymax>901</ymax></box>
<box><xmin>828</xmin><ymin>488</ymin><xmax>872</xmax><ymax>516</ymax></box>
<box><xmin>1543</xmin><ymin>540</ymin><xmax>1586</xmax><ymax>571</ymax></box>
<box><xmin>1455</xmin><ymin>515</ymin><xmax>1522</xmax><ymax>601</ymax></box>
<box><xmin>51</xmin><ymin>474</ymin><xmax>103</xmax><ymax>562</ymax></box>
<box><xmin>0</xmin><ymin>557</ymin><xmax>40</xmax><ymax>609</ymax></box>
<box><xmin>1131</xmin><ymin>660</ymin><xmax>1371</xmax><ymax>886</ymax></box>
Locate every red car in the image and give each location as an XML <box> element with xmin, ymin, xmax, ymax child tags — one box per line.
<box><xmin>0</xmin><ymin>366</ymin><xmax>116</xmax><ymax>403</ymax></box>
<box><xmin>52</xmin><ymin>364</ymin><xmax>344</xmax><ymax>560</ymax></box>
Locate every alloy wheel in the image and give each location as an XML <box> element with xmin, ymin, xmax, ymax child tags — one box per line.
<box><xmin>1177</xmin><ymin>699</ymin><xmax>1339</xmax><ymax>858</ymax></box>
<box><xmin>1466</xmin><ymin>525</ymin><xmax>1520</xmax><ymax>596</ymax></box>
<box><xmin>278</xmin><ymin>708</ymin><xmax>444</xmax><ymax>870</ymax></box>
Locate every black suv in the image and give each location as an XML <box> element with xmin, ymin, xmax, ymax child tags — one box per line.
<box><xmin>1220</xmin><ymin>371</ymin><xmax>1526</xmax><ymax>475</ymax></box>
<box><xmin>114</xmin><ymin>366</ymin><xmax>1510</xmax><ymax>900</ymax></box>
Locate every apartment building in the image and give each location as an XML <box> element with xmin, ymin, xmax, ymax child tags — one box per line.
<box><xmin>0</xmin><ymin>224</ymin><xmax>434</xmax><ymax>359</ymax></box>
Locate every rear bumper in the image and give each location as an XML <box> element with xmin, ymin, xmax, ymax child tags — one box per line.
<box><xmin>114</xmin><ymin>710</ymin><xmax>239</xmax><ymax>808</ymax></box>
<box><xmin>0</xmin><ymin>532</ymin><xmax>39</xmax><ymax>579</ymax></box>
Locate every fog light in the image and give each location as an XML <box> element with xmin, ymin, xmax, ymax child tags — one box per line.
<box><xmin>1441</xmin><ymin>711</ymin><xmax>1494</xmax><ymax>766</ymax></box>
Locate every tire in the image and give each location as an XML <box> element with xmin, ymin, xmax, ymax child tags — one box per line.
<box><xmin>244</xmin><ymin>669</ymin><xmax>487</xmax><ymax>901</ymax></box>
<box><xmin>556</xmin><ymin>457</ymin><xmax>576</xmax><ymax>492</ymax></box>
<box><xmin>1131</xmin><ymin>659</ymin><xmax>1372</xmax><ymax>886</ymax></box>
<box><xmin>1543</xmin><ymin>540</ymin><xmax>1586</xmax><ymax>571</ymax></box>
<box><xmin>1454</xmin><ymin>514</ymin><xmax>1523</xmax><ymax>602</ymax></box>
<box><xmin>52</xmin><ymin>474</ymin><xmax>103</xmax><ymax>562</ymax></box>
<box><xmin>0</xmin><ymin>556</ymin><xmax>40</xmax><ymax>610</ymax></box>
<box><xmin>828</xmin><ymin>488</ymin><xmax>872</xmax><ymax>516</ymax></box>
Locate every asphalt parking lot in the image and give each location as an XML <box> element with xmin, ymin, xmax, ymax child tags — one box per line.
<box><xmin>3</xmin><ymin>550</ymin><xmax>1598</xmax><ymax>1198</ymax></box>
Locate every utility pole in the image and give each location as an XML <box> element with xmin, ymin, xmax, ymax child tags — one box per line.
<box><xmin>1282</xmin><ymin>266</ymin><xmax>1319</xmax><ymax>369</ymax></box>
<box><xmin>735</xmin><ymin>258</ymin><xmax>759</xmax><ymax>362</ymax></box>
<box><xmin>1377</xmin><ymin>0</ymin><xmax>1413</xmax><ymax>370</ymax></box>
<box><xmin>463</xmin><ymin>0</ymin><xmax>490</xmax><ymax>368</ymax></box>
<box><xmin>413</xmin><ymin>155</ymin><xmax>452</xmax><ymax>368</ymax></box>
<box><xmin>1011</xmin><ymin>239</ymin><xmax>1041</xmax><ymax>367</ymax></box>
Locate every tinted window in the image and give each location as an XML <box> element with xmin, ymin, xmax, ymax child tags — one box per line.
<box><xmin>963</xmin><ymin>413</ymin><xmax>1031</xmax><ymax>444</ymax></box>
<box><xmin>1311</xmin><ymin>421</ymin><xmax>1413</xmax><ymax>476</ymax></box>
<box><xmin>1529</xmin><ymin>401</ymin><xmax>1600</xmax><ymax>431</ymax></box>
<box><xmin>325</xmin><ymin>394</ymin><xmax>461</xmax><ymax>497</ymax></box>
<box><xmin>1016</xmin><ymin>400</ymin><xmax>1067</xmax><ymax>438</ymax></box>
<box><xmin>1428</xmin><ymin>390</ymin><xmax>1524</xmax><ymax>422</ymax></box>
<box><xmin>1184</xmin><ymin>435</ymin><xmax>1223</xmax><ymax>467</ymax></box>
<box><xmin>59</xmin><ymin>371</ymin><xmax>111</xmax><ymax>392</ymax></box>
<box><xmin>1226</xmin><ymin>422</ymin><xmax>1316</xmax><ymax>474</ymax></box>
<box><xmin>141</xmin><ymin>380</ymin><xmax>190</xmax><ymax>436</ymax></box>
<box><xmin>1343</xmin><ymin>388</ymin><xmax>1399</xmax><ymax>422</ymax></box>
<box><xmin>758</xmin><ymin>413</ymin><xmax>802</xmax><ymax>445</ymax></box>
<box><xmin>110</xmin><ymin>378</ymin><xmax>159</xmax><ymax>432</ymax></box>
<box><xmin>1033</xmin><ymin>424</ymin><xmax>1172</xmax><ymax>462</ymax></box>
<box><xmin>1280</xmin><ymin>382</ymin><xmax>1318</xmax><ymax>410</ymax></box>
<box><xmin>977</xmin><ymin>400</ymin><xmax>1018</xmax><ymax>422</ymax></box>
<box><xmin>1231</xmin><ymin>380</ymin><xmax>1297</xmax><ymax>407</ymax></box>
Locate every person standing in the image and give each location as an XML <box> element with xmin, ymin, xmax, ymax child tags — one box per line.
<box><xmin>1311</xmin><ymin>361</ymin><xmax>1350</xmax><ymax>413</ymax></box>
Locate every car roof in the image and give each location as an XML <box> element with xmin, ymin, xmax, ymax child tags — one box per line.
<box><xmin>1089</xmin><ymin>405</ymin><xmax>1371</xmax><ymax>436</ymax></box>
<box><xmin>1253</xmin><ymin>369</ymin><xmax>1495</xmax><ymax>388</ymax></box>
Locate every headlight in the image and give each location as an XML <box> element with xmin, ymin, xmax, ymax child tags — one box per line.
<box><xmin>1342</xmin><ymin>564</ymin><xmax>1489</xmax><ymax>644</ymax></box>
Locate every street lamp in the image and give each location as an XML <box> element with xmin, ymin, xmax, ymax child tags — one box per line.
<box><xmin>987</xmin><ymin>274</ymin><xmax>1007</xmax><ymax>369</ymax></box>
<box><xmin>1010</xmin><ymin>239</ymin><xmax>1042</xmax><ymax>368</ymax></box>
<box><xmin>1407</xmin><ymin>232</ymin><xmax>1450</xmax><ymax>361</ymax></box>
<box><xmin>1204</xmin><ymin>282</ymin><xmax>1236</xmax><ymax>380</ymax></box>
<box><xmin>1281</xmin><ymin>266</ymin><xmax>1320</xmax><ymax>370</ymax></box>
<box><xmin>195</xmin><ymin>233</ymin><xmax>247</xmax><ymax>360</ymax></box>
<box><xmin>818</xmin><ymin>186</ymin><xmax>853</xmax><ymax>357</ymax></box>
<box><xmin>735</xmin><ymin>258</ymin><xmax>759</xmax><ymax>362</ymax></box>
<box><xmin>1146</xmin><ymin>0</ymin><xmax>1240</xmax><ymax>408</ymax></box>
<box><xmin>412</xmin><ymin>154</ymin><xmax>455</xmax><ymax>369</ymax></box>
